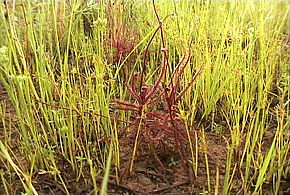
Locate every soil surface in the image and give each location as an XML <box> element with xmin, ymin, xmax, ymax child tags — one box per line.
<box><xmin>0</xmin><ymin>81</ymin><xmax>16</xmax><ymax>137</ymax></box>
<box><xmin>0</xmin><ymin>81</ymin><xmax>290</xmax><ymax>194</ymax></box>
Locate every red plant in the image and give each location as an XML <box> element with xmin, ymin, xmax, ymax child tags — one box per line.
<box><xmin>111</xmin><ymin>0</ymin><xmax>203</xmax><ymax>174</ymax></box>
<box><xmin>109</xmin><ymin>22</ymin><xmax>135</xmax><ymax>64</ymax></box>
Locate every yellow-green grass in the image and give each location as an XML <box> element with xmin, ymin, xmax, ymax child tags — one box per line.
<box><xmin>0</xmin><ymin>0</ymin><xmax>289</xmax><ymax>194</ymax></box>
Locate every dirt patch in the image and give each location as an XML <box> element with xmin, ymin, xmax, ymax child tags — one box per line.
<box><xmin>109</xmin><ymin>132</ymin><xmax>229</xmax><ymax>194</ymax></box>
<box><xmin>108</xmin><ymin>129</ymin><xmax>289</xmax><ymax>194</ymax></box>
<box><xmin>0</xmin><ymin>82</ymin><xmax>16</xmax><ymax>141</ymax></box>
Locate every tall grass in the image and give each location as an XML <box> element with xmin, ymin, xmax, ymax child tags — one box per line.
<box><xmin>0</xmin><ymin>0</ymin><xmax>289</xmax><ymax>194</ymax></box>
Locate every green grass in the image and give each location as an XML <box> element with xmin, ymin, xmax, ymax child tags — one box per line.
<box><xmin>0</xmin><ymin>0</ymin><xmax>289</xmax><ymax>194</ymax></box>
